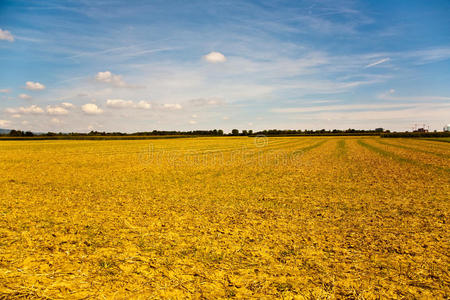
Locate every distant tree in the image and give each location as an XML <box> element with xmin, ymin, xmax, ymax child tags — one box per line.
<box><xmin>9</xmin><ymin>130</ymin><xmax>23</xmax><ymax>137</ymax></box>
<box><xmin>231</xmin><ymin>129</ymin><xmax>239</xmax><ymax>136</ymax></box>
<box><xmin>218</xmin><ymin>129</ymin><xmax>224</xmax><ymax>136</ymax></box>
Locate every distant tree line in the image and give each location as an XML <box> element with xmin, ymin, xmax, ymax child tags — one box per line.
<box><xmin>6</xmin><ymin>130</ymin><xmax>35</xmax><ymax>137</ymax></box>
<box><xmin>133</xmin><ymin>129</ymin><xmax>225</xmax><ymax>136</ymax></box>
<box><xmin>380</xmin><ymin>131</ymin><xmax>450</xmax><ymax>138</ymax></box>
<box><xmin>1</xmin><ymin>128</ymin><xmax>389</xmax><ymax>137</ymax></box>
<box><xmin>2</xmin><ymin>128</ymin><xmax>448</xmax><ymax>139</ymax></box>
<box><xmin>249</xmin><ymin>128</ymin><xmax>387</xmax><ymax>136</ymax></box>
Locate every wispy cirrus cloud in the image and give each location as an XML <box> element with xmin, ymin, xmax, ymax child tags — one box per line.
<box><xmin>106</xmin><ymin>99</ymin><xmax>135</xmax><ymax>108</ymax></box>
<box><xmin>0</xmin><ymin>120</ymin><xmax>11</xmax><ymax>127</ymax></box>
<box><xmin>378</xmin><ymin>93</ymin><xmax>450</xmax><ymax>102</ymax></box>
<box><xmin>61</xmin><ymin>102</ymin><xmax>75</xmax><ymax>108</ymax></box>
<box><xmin>271</xmin><ymin>103</ymin><xmax>414</xmax><ymax>113</ymax></box>
<box><xmin>365</xmin><ymin>57</ymin><xmax>390</xmax><ymax>68</ymax></box>
<box><xmin>188</xmin><ymin>98</ymin><xmax>224</xmax><ymax>107</ymax></box>
<box><xmin>106</xmin><ymin>99</ymin><xmax>151</xmax><ymax>109</ymax></box>
<box><xmin>271</xmin><ymin>102</ymin><xmax>450</xmax><ymax>131</ymax></box>
<box><xmin>19</xmin><ymin>94</ymin><xmax>32</xmax><ymax>100</ymax></box>
<box><xmin>404</xmin><ymin>48</ymin><xmax>450</xmax><ymax>65</ymax></box>
<box><xmin>162</xmin><ymin>103</ymin><xmax>182</xmax><ymax>110</ymax></box>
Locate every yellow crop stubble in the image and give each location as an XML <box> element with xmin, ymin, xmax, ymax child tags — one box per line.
<box><xmin>0</xmin><ymin>136</ymin><xmax>448</xmax><ymax>298</ymax></box>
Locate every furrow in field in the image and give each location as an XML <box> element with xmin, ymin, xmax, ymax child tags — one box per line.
<box><xmin>391</xmin><ymin>138</ymin><xmax>450</xmax><ymax>154</ymax></box>
<box><xmin>375</xmin><ymin>139</ymin><xmax>450</xmax><ymax>158</ymax></box>
<box><xmin>357</xmin><ymin>139</ymin><xmax>450</xmax><ymax>173</ymax></box>
<box><xmin>335</xmin><ymin>139</ymin><xmax>346</xmax><ymax>158</ymax></box>
<box><xmin>177</xmin><ymin>138</ymin><xmax>309</xmax><ymax>162</ymax></box>
<box><xmin>420</xmin><ymin>138</ymin><xmax>450</xmax><ymax>143</ymax></box>
<box><xmin>399</xmin><ymin>138</ymin><xmax>450</xmax><ymax>151</ymax></box>
<box><xmin>228</xmin><ymin>138</ymin><xmax>318</xmax><ymax>168</ymax></box>
<box><xmin>292</xmin><ymin>139</ymin><xmax>327</xmax><ymax>155</ymax></box>
<box><xmin>371</xmin><ymin>139</ymin><xmax>450</xmax><ymax>170</ymax></box>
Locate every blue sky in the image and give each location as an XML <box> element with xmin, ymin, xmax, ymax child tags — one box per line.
<box><xmin>0</xmin><ymin>0</ymin><xmax>449</xmax><ymax>132</ymax></box>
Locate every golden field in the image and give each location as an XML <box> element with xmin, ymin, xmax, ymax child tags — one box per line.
<box><xmin>0</xmin><ymin>136</ymin><xmax>449</xmax><ymax>299</ymax></box>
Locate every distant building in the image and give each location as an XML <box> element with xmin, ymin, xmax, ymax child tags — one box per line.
<box><xmin>412</xmin><ymin>123</ymin><xmax>429</xmax><ymax>132</ymax></box>
<box><xmin>444</xmin><ymin>124</ymin><xmax>450</xmax><ymax>132</ymax></box>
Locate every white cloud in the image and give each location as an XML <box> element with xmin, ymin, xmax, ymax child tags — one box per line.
<box><xmin>0</xmin><ymin>89</ymin><xmax>10</xmax><ymax>93</ymax></box>
<box><xmin>61</xmin><ymin>102</ymin><xmax>75</xmax><ymax>108</ymax></box>
<box><xmin>106</xmin><ymin>99</ymin><xmax>152</xmax><ymax>109</ymax></box>
<box><xmin>19</xmin><ymin>93</ymin><xmax>32</xmax><ymax>100</ymax></box>
<box><xmin>23</xmin><ymin>105</ymin><xmax>45</xmax><ymax>114</ymax></box>
<box><xmin>106</xmin><ymin>99</ymin><xmax>135</xmax><ymax>108</ymax></box>
<box><xmin>5</xmin><ymin>104</ymin><xmax>44</xmax><ymax>114</ymax></box>
<box><xmin>188</xmin><ymin>98</ymin><xmax>224</xmax><ymax>106</ymax></box>
<box><xmin>222</xmin><ymin>116</ymin><xmax>230</xmax><ymax>120</ymax></box>
<box><xmin>389</xmin><ymin>89</ymin><xmax>395</xmax><ymax>94</ymax></box>
<box><xmin>163</xmin><ymin>103</ymin><xmax>182</xmax><ymax>110</ymax></box>
<box><xmin>25</xmin><ymin>81</ymin><xmax>46</xmax><ymax>90</ymax></box>
<box><xmin>47</xmin><ymin>105</ymin><xmax>69</xmax><ymax>115</ymax></box>
<box><xmin>0</xmin><ymin>29</ymin><xmax>14</xmax><ymax>42</ymax></box>
<box><xmin>188</xmin><ymin>120</ymin><xmax>197</xmax><ymax>125</ymax></box>
<box><xmin>11</xmin><ymin>114</ymin><xmax>21</xmax><ymax>118</ymax></box>
<box><xmin>365</xmin><ymin>57</ymin><xmax>390</xmax><ymax>68</ymax></box>
<box><xmin>96</xmin><ymin>71</ymin><xmax>119</xmax><ymax>83</ymax></box>
<box><xmin>136</xmin><ymin>100</ymin><xmax>151</xmax><ymax>109</ymax></box>
<box><xmin>203</xmin><ymin>51</ymin><xmax>227</xmax><ymax>63</ymax></box>
<box><xmin>50</xmin><ymin>118</ymin><xmax>62</xmax><ymax>124</ymax></box>
<box><xmin>81</xmin><ymin>103</ymin><xmax>103</xmax><ymax>115</ymax></box>
<box><xmin>95</xmin><ymin>71</ymin><xmax>128</xmax><ymax>87</ymax></box>
<box><xmin>0</xmin><ymin>120</ymin><xmax>11</xmax><ymax>127</ymax></box>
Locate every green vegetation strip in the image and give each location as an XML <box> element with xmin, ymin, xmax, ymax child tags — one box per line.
<box><xmin>336</xmin><ymin>140</ymin><xmax>346</xmax><ymax>158</ymax></box>
<box><xmin>419</xmin><ymin>137</ymin><xmax>450</xmax><ymax>143</ymax></box>
<box><xmin>375</xmin><ymin>140</ymin><xmax>450</xmax><ymax>159</ymax></box>
<box><xmin>358</xmin><ymin>140</ymin><xmax>450</xmax><ymax>173</ymax></box>
<box><xmin>293</xmin><ymin>139</ymin><xmax>327</xmax><ymax>155</ymax></box>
